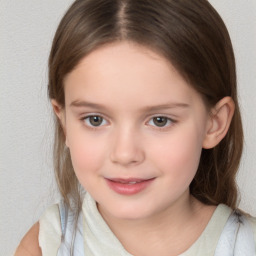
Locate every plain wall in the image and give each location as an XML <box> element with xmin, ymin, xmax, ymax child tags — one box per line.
<box><xmin>0</xmin><ymin>1</ymin><xmax>255</xmax><ymax>255</ymax></box>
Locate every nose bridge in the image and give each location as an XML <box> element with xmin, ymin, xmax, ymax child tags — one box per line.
<box><xmin>110</xmin><ymin>124</ymin><xmax>145</xmax><ymax>166</ymax></box>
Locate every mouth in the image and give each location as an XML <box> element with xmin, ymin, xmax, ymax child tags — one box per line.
<box><xmin>105</xmin><ymin>177</ymin><xmax>155</xmax><ymax>195</ymax></box>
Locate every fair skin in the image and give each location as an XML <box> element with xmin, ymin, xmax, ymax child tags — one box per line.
<box><xmin>15</xmin><ymin>42</ymin><xmax>234</xmax><ymax>256</ymax></box>
<box><xmin>14</xmin><ymin>223</ymin><xmax>41</xmax><ymax>256</ymax></box>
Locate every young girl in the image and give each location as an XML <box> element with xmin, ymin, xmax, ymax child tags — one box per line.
<box><xmin>15</xmin><ymin>0</ymin><xmax>256</xmax><ymax>255</ymax></box>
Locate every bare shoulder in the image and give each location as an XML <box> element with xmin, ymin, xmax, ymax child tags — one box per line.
<box><xmin>14</xmin><ymin>222</ymin><xmax>42</xmax><ymax>256</ymax></box>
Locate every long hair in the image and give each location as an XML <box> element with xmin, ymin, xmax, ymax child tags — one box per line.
<box><xmin>48</xmin><ymin>0</ymin><xmax>243</xmax><ymax>224</ymax></box>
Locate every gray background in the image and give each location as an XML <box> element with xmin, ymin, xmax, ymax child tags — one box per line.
<box><xmin>1</xmin><ymin>1</ymin><xmax>256</xmax><ymax>255</ymax></box>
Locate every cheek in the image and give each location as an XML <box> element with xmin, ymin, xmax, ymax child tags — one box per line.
<box><xmin>65</xmin><ymin>124</ymin><xmax>105</xmax><ymax>182</ymax></box>
<box><xmin>69</xmin><ymin>143</ymin><xmax>98</xmax><ymax>171</ymax></box>
<box><xmin>149</xmin><ymin>125</ymin><xmax>204</xmax><ymax>180</ymax></box>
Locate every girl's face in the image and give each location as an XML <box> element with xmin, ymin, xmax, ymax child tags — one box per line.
<box><xmin>62</xmin><ymin>42</ymin><xmax>211</xmax><ymax>220</ymax></box>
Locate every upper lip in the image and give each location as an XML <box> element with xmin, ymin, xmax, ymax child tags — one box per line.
<box><xmin>106</xmin><ymin>177</ymin><xmax>155</xmax><ymax>183</ymax></box>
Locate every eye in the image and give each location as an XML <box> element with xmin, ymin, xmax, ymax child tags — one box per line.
<box><xmin>83</xmin><ymin>115</ymin><xmax>107</xmax><ymax>127</ymax></box>
<box><xmin>148</xmin><ymin>116</ymin><xmax>173</xmax><ymax>128</ymax></box>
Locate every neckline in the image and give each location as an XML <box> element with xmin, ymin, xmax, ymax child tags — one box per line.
<box><xmin>82</xmin><ymin>193</ymin><xmax>232</xmax><ymax>256</ymax></box>
<box><xmin>179</xmin><ymin>204</ymin><xmax>232</xmax><ymax>255</ymax></box>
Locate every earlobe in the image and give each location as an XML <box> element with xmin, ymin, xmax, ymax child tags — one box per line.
<box><xmin>203</xmin><ymin>97</ymin><xmax>235</xmax><ymax>149</ymax></box>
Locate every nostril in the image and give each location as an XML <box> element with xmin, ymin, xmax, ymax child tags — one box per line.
<box><xmin>110</xmin><ymin>146</ymin><xmax>145</xmax><ymax>166</ymax></box>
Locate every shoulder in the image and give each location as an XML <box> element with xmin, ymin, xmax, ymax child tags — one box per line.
<box><xmin>38</xmin><ymin>203</ymin><xmax>62</xmax><ymax>255</ymax></box>
<box><xmin>247</xmin><ymin>214</ymin><xmax>256</xmax><ymax>243</ymax></box>
<box><xmin>39</xmin><ymin>203</ymin><xmax>62</xmax><ymax>234</ymax></box>
<box><xmin>15</xmin><ymin>203</ymin><xmax>63</xmax><ymax>256</ymax></box>
<box><xmin>213</xmin><ymin>206</ymin><xmax>256</xmax><ymax>255</ymax></box>
<box><xmin>227</xmin><ymin>208</ymin><xmax>256</xmax><ymax>242</ymax></box>
<box><xmin>14</xmin><ymin>222</ymin><xmax>42</xmax><ymax>256</ymax></box>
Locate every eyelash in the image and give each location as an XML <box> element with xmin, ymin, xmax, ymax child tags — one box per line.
<box><xmin>81</xmin><ymin>114</ymin><xmax>177</xmax><ymax>130</ymax></box>
<box><xmin>81</xmin><ymin>114</ymin><xmax>108</xmax><ymax>129</ymax></box>
<box><xmin>147</xmin><ymin>116</ymin><xmax>176</xmax><ymax>130</ymax></box>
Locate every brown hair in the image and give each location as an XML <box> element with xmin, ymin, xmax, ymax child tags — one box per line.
<box><xmin>48</xmin><ymin>0</ymin><xmax>243</xmax><ymax>215</ymax></box>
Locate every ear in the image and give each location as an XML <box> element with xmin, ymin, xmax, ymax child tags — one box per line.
<box><xmin>51</xmin><ymin>99</ymin><xmax>68</xmax><ymax>146</ymax></box>
<box><xmin>51</xmin><ymin>99</ymin><xmax>64</xmax><ymax>121</ymax></box>
<box><xmin>203</xmin><ymin>96</ymin><xmax>235</xmax><ymax>149</ymax></box>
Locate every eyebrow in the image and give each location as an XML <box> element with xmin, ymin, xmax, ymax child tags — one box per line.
<box><xmin>70</xmin><ymin>100</ymin><xmax>189</xmax><ymax>112</ymax></box>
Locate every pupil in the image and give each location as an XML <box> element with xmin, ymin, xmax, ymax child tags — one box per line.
<box><xmin>90</xmin><ymin>116</ymin><xmax>103</xmax><ymax>126</ymax></box>
<box><xmin>153</xmin><ymin>117</ymin><xmax>167</xmax><ymax>127</ymax></box>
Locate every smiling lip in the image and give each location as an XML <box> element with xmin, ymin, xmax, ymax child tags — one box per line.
<box><xmin>105</xmin><ymin>177</ymin><xmax>155</xmax><ymax>195</ymax></box>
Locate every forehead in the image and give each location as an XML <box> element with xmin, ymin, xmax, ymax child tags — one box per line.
<box><xmin>64</xmin><ymin>42</ymin><xmax>202</xmax><ymax>108</ymax></box>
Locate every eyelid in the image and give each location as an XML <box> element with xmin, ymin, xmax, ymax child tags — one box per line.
<box><xmin>146</xmin><ymin>115</ymin><xmax>177</xmax><ymax>129</ymax></box>
<box><xmin>81</xmin><ymin>113</ymin><xmax>110</xmax><ymax>128</ymax></box>
<box><xmin>79</xmin><ymin>113</ymin><xmax>177</xmax><ymax>130</ymax></box>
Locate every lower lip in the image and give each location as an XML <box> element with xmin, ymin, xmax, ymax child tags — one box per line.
<box><xmin>105</xmin><ymin>178</ymin><xmax>155</xmax><ymax>195</ymax></box>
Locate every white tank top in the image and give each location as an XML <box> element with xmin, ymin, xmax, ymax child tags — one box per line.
<box><xmin>39</xmin><ymin>193</ymin><xmax>256</xmax><ymax>256</ymax></box>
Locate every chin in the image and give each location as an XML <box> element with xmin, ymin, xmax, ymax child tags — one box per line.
<box><xmin>99</xmin><ymin>201</ymin><xmax>156</xmax><ymax>221</ymax></box>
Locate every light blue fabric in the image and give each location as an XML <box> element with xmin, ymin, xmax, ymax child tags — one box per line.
<box><xmin>57</xmin><ymin>200</ymin><xmax>85</xmax><ymax>256</ymax></box>
<box><xmin>214</xmin><ymin>210</ymin><xmax>255</xmax><ymax>255</ymax></box>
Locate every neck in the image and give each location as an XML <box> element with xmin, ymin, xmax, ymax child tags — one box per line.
<box><xmin>98</xmin><ymin>193</ymin><xmax>216</xmax><ymax>256</ymax></box>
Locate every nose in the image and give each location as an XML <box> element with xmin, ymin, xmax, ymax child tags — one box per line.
<box><xmin>110</xmin><ymin>127</ymin><xmax>145</xmax><ymax>166</ymax></box>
